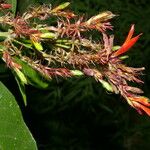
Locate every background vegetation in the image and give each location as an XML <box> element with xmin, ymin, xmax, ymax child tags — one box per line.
<box><xmin>2</xmin><ymin>0</ymin><xmax>150</xmax><ymax>149</ymax></box>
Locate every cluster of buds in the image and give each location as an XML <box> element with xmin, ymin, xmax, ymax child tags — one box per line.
<box><xmin>0</xmin><ymin>2</ymin><xmax>149</xmax><ymax>115</ymax></box>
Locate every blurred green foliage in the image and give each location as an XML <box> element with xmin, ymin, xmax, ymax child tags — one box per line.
<box><xmin>2</xmin><ymin>0</ymin><xmax>150</xmax><ymax>149</ymax></box>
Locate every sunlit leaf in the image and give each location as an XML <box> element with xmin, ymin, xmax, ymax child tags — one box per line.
<box><xmin>0</xmin><ymin>81</ymin><xmax>37</xmax><ymax>149</ymax></box>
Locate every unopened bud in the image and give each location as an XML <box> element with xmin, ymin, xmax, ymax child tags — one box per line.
<box><xmin>100</xmin><ymin>80</ymin><xmax>113</xmax><ymax>92</ymax></box>
<box><xmin>112</xmin><ymin>45</ymin><xmax>121</xmax><ymax>51</ymax></box>
<box><xmin>14</xmin><ymin>68</ymin><xmax>28</xmax><ymax>84</ymax></box>
<box><xmin>87</xmin><ymin>11</ymin><xmax>116</xmax><ymax>25</ymax></box>
<box><xmin>71</xmin><ymin>70</ymin><xmax>84</xmax><ymax>76</ymax></box>
<box><xmin>51</xmin><ymin>2</ymin><xmax>70</xmax><ymax>12</ymax></box>
<box><xmin>40</xmin><ymin>32</ymin><xmax>57</xmax><ymax>39</ymax></box>
<box><xmin>32</xmin><ymin>41</ymin><xmax>43</xmax><ymax>51</ymax></box>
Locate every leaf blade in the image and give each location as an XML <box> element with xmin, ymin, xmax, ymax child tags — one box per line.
<box><xmin>0</xmin><ymin>81</ymin><xmax>37</xmax><ymax>149</ymax></box>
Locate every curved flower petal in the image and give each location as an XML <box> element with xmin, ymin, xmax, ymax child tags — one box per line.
<box><xmin>129</xmin><ymin>96</ymin><xmax>150</xmax><ymax>106</ymax></box>
<box><xmin>128</xmin><ymin>96</ymin><xmax>150</xmax><ymax>116</ymax></box>
<box><xmin>113</xmin><ymin>25</ymin><xmax>142</xmax><ymax>57</ymax></box>
<box><xmin>132</xmin><ymin>101</ymin><xmax>150</xmax><ymax>116</ymax></box>
<box><xmin>124</xmin><ymin>24</ymin><xmax>135</xmax><ymax>43</ymax></box>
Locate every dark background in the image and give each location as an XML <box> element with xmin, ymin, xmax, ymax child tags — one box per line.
<box><xmin>7</xmin><ymin>0</ymin><xmax>150</xmax><ymax>149</ymax></box>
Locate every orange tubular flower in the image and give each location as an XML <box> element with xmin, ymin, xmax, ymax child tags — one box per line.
<box><xmin>113</xmin><ymin>24</ymin><xmax>142</xmax><ymax>57</ymax></box>
<box><xmin>128</xmin><ymin>97</ymin><xmax>150</xmax><ymax>116</ymax></box>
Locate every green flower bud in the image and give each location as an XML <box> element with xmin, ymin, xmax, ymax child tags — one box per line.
<box><xmin>112</xmin><ymin>45</ymin><xmax>121</xmax><ymax>51</ymax></box>
<box><xmin>52</xmin><ymin>2</ymin><xmax>70</xmax><ymax>12</ymax></box>
<box><xmin>100</xmin><ymin>80</ymin><xmax>113</xmax><ymax>92</ymax></box>
<box><xmin>14</xmin><ymin>68</ymin><xmax>28</xmax><ymax>84</ymax></box>
<box><xmin>32</xmin><ymin>41</ymin><xmax>43</xmax><ymax>51</ymax></box>
<box><xmin>71</xmin><ymin>70</ymin><xmax>84</xmax><ymax>76</ymax></box>
<box><xmin>40</xmin><ymin>32</ymin><xmax>57</xmax><ymax>39</ymax></box>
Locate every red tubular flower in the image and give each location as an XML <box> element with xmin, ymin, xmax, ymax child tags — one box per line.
<box><xmin>0</xmin><ymin>3</ymin><xmax>12</xmax><ymax>9</ymax></box>
<box><xmin>128</xmin><ymin>96</ymin><xmax>150</xmax><ymax>116</ymax></box>
<box><xmin>113</xmin><ymin>24</ymin><xmax>142</xmax><ymax>57</ymax></box>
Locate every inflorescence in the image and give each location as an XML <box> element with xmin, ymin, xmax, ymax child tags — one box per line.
<box><xmin>0</xmin><ymin>2</ymin><xmax>150</xmax><ymax>115</ymax></box>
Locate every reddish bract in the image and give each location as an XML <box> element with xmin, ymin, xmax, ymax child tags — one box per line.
<box><xmin>0</xmin><ymin>4</ymin><xmax>12</xmax><ymax>9</ymax></box>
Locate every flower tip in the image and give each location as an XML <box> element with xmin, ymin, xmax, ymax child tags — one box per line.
<box><xmin>139</xmin><ymin>33</ymin><xmax>143</xmax><ymax>37</ymax></box>
<box><xmin>113</xmin><ymin>31</ymin><xmax>142</xmax><ymax>57</ymax></box>
<box><xmin>131</xmin><ymin>32</ymin><xmax>143</xmax><ymax>43</ymax></box>
<box><xmin>131</xmin><ymin>24</ymin><xmax>135</xmax><ymax>29</ymax></box>
<box><xmin>125</xmin><ymin>24</ymin><xmax>135</xmax><ymax>43</ymax></box>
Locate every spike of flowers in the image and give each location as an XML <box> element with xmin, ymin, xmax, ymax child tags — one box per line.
<box><xmin>0</xmin><ymin>2</ymin><xmax>149</xmax><ymax>116</ymax></box>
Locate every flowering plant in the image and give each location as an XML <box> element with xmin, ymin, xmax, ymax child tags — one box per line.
<box><xmin>0</xmin><ymin>1</ymin><xmax>149</xmax><ymax>116</ymax></box>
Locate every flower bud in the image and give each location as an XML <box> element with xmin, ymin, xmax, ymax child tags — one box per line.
<box><xmin>100</xmin><ymin>80</ymin><xmax>113</xmax><ymax>92</ymax></box>
<box><xmin>86</xmin><ymin>11</ymin><xmax>116</xmax><ymax>25</ymax></box>
<box><xmin>40</xmin><ymin>32</ymin><xmax>57</xmax><ymax>39</ymax></box>
<box><xmin>32</xmin><ymin>41</ymin><xmax>43</xmax><ymax>51</ymax></box>
<box><xmin>71</xmin><ymin>70</ymin><xmax>84</xmax><ymax>76</ymax></box>
<box><xmin>51</xmin><ymin>2</ymin><xmax>70</xmax><ymax>12</ymax></box>
<box><xmin>14</xmin><ymin>68</ymin><xmax>28</xmax><ymax>84</ymax></box>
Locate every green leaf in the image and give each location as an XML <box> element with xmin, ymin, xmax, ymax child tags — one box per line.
<box><xmin>15</xmin><ymin>76</ymin><xmax>27</xmax><ymax>106</ymax></box>
<box><xmin>12</xmin><ymin>68</ymin><xmax>27</xmax><ymax>105</ymax></box>
<box><xmin>17</xmin><ymin>0</ymin><xmax>36</xmax><ymax>14</ymax></box>
<box><xmin>14</xmin><ymin>68</ymin><xmax>28</xmax><ymax>85</ymax></box>
<box><xmin>0</xmin><ymin>45</ymin><xmax>6</xmax><ymax>52</ymax></box>
<box><xmin>0</xmin><ymin>81</ymin><xmax>37</xmax><ymax>149</ymax></box>
<box><xmin>6</xmin><ymin>0</ymin><xmax>17</xmax><ymax>15</ymax></box>
<box><xmin>14</xmin><ymin>57</ymin><xmax>50</xmax><ymax>89</ymax></box>
<box><xmin>13</xmin><ymin>39</ymin><xmax>33</xmax><ymax>49</ymax></box>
